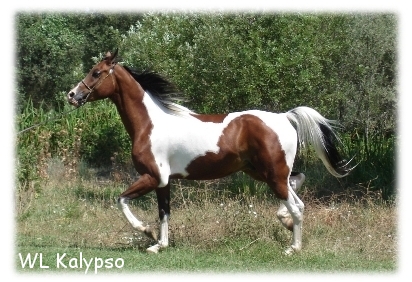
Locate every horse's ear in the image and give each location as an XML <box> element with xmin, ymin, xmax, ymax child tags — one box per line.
<box><xmin>104</xmin><ymin>48</ymin><xmax>118</xmax><ymax>64</ymax></box>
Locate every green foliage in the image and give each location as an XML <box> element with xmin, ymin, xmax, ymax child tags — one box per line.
<box><xmin>16</xmin><ymin>98</ymin><xmax>51</xmax><ymax>186</ymax></box>
<box><xmin>15</xmin><ymin>12</ymin><xmax>397</xmax><ymax>200</ymax></box>
<box><xmin>342</xmin><ymin>134</ymin><xmax>396</xmax><ymax>200</ymax></box>
<box><xmin>72</xmin><ymin>13</ymin><xmax>143</xmax><ymax>74</ymax></box>
<box><xmin>16</xmin><ymin>99</ymin><xmax>130</xmax><ymax>190</ymax></box>
<box><xmin>120</xmin><ymin>12</ymin><xmax>396</xmax><ymax>127</ymax></box>
<box><xmin>16</xmin><ymin>13</ymin><xmax>84</xmax><ymax>110</ymax></box>
<box><xmin>15</xmin><ymin>12</ymin><xmax>141</xmax><ymax>185</ymax></box>
<box><xmin>15</xmin><ymin>12</ymin><xmax>142</xmax><ymax>111</ymax></box>
<box><xmin>76</xmin><ymin>101</ymin><xmax>131</xmax><ymax>166</ymax></box>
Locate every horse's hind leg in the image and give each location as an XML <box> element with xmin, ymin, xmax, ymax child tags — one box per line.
<box><xmin>265</xmin><ymin>171</ymin><xmax>304</xmax><ymax>254</ymax></box>
<box><xmin>146</xmin><ymin>185</ymin><xmax>171</xmax><ymax>254</ymax></box>
<box><xmin>290</xmin><ymin>172</ymin><xmax>306</xmax><ymax>192</ymax></box>
<box><xmin>281</xmin><ymin>186</ymin><xmax>305</xmax><ymax>255</ymax></box>
<box><xmin>276</xmin><ymin>172</ymin><xmax>305</xmax><ymax>230</ymax></box>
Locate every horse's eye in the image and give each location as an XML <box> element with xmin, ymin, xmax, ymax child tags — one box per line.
<box><xmin>92</xmin><ymin>70</ymin><xmax>101</xmax><ymax>78</ymax></box>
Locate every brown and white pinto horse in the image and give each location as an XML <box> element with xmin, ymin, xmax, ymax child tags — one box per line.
<box><xmin>67</xmin><ymin>50</ymin><xmax>352</xmax><ymax>255</ymax></box>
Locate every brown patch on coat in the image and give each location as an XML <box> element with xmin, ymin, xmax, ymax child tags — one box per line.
<box><xmin>184</xmin><ymin>114</ymin><xmax>290</xmax><ymax>200</ymax></box>
<box><xmin>190</xmin><ymin>113</ymin><xmax>228</xmax><ymax>123</ymax></box>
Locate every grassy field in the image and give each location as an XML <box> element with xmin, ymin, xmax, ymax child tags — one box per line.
<box><xmin>15</xmin><ymin>166</ymin><xmax>397</xmax><ymax>275</ymax></box>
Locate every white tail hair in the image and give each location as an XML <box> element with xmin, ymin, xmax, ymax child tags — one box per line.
<box><xmin>286</xmin><ymin>106</ymin><xmax>352</xmax><ymax>178</ymax></box>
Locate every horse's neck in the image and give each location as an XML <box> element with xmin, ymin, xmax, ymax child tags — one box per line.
<box><xmin>114</xmin><ymin>86</ymin><xmax>184</xmax><ymax>144</ymax></box>
<box><xmin>110</xmin><ymin>76</ymin><xmax>153</xmax><ymax>141</ymax></box>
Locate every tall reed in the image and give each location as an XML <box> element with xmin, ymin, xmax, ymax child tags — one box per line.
<box><xmin>16</xmin><ymin>98</ymin><xmax>130</xmax><ymax>191</ymax></box>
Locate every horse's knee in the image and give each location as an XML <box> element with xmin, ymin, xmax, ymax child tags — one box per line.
<box><xmin>117</xmin><ymin>197</ymin><xmax>128</xmax><ymax>210</ymax></box>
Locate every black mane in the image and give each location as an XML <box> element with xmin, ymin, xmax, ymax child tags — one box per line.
<box><xmin>123</xmin><ymin>66</ymin><xmax>187</xmax><ymax>112</ymax></box>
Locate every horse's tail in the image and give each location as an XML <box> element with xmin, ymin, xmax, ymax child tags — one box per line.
<box><xmin>285</xmin><ymin>106</ymin><xmax>353</xmax><ymax>178</ymax></box>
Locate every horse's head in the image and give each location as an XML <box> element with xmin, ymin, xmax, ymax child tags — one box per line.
<box><xmin>67</xmin><ymin>49</ymin><xmax>118</xmax><ymax>107</ymax></box>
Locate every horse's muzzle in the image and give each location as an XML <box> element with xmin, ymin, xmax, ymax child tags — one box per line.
<box><xmin>67</xmin><ymin>91</ymin><xmax>85</xmax><ymax>108</ymax></box>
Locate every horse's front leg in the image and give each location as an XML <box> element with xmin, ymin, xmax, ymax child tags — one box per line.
<box><xmin>117</xmin><ymin>174</ymin><xmax>159</xmax><ymax>243</ymax></box>
<box><xmin>146</xmin><ymin>185</ymin><xmax>171</xmax><ymax>254</ymax></box>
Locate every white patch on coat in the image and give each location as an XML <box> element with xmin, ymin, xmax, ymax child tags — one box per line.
<box><xmin>142</xmin><ymin>92</ymin><xmax>297</xmax><ymax>187</ymax></box>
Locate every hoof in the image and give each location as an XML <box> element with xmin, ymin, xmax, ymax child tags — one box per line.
<box><xmin>283</xmin><ymin>246</ymin><xmax>301</xmax><ymax>256</ymax></box>
<box><xmin>144</xmin><ymin>227</ymin><xmax>158</xmax><ymax>241</ymax></box>
<box><xmin>146</xmin><ymin>244</ymin><xmax>160</xmax><ymax>254</ymax></box>
<box><xmin>283</xmin><ymin>247</ymin><xmax>294</xmax><ymax>256</ymax></box>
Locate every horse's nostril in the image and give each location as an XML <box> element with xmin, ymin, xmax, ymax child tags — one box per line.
<box><xmin>68</xmin><ymin>92</ymin><xmax>74</xmax><ymax>98</ymax></box>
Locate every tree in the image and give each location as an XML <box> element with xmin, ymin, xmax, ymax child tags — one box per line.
<box><xmin>15</xmin><ymin>12</ymin><xmax>142</xmax><ymax>111</ymax></box>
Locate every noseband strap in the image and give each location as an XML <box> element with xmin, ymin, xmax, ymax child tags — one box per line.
<box><xmin>81</xmin><ymin>80</ymin><xmax>93</xmax><ymax>91</ymax></box>
<box><xmin>80</xmin><ymin>63</ymin><xmax>116</xmax><ymax>105</ymax></box>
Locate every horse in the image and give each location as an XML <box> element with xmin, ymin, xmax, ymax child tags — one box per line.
<box><xmin>67</xmin><ymin>49</ymin><xmax>353</xmax><ymax>255</ymax></box>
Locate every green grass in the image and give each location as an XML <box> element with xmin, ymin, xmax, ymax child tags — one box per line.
<box><xmin>15</xmin><ymin>174</ymin><xmax>397</xmax><ymax>274</ymax></box>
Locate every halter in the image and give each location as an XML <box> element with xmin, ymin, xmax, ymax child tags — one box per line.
<box><xmin>79</xmin><ymin>63</ymin><xmax>117</xmax><ymax>105</ymax></box>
